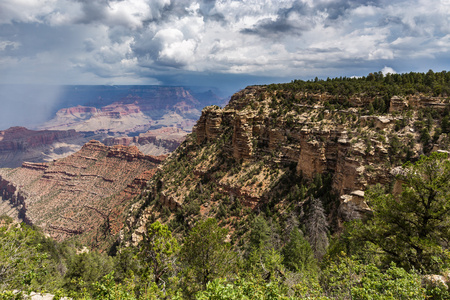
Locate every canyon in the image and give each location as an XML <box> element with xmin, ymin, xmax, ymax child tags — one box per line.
<box><xmin>0</xmin><ymin>86</ymin><xmax>223</xmax><ymax>167</ymax></box>
<box><xmin>121</xmin><ymin>84</ymin><xmax>450</xmax><ymax>245</ymax></box>
<box><xmin>0</xmin><ymin>126</ymin><xmax>92</xmax><ymax>168</ymax></box>
<box><xmin>1</xmin><ymin>79</ymin><xmax>449</xmax><ymax>250</ymax></box>
<box><xmin>39</xmin><ymin>86</ymin><xmax>215</xmax><ymax>134</ymax></box>
<box><xmin>0</xmin><ymin>85</ymin><xmax>227</xmax><ymax>247</ymax></box>
<box><xmin>0</xmin><ymin>140</ymin><xmax>164</xmax><ymax>247</ymax></box>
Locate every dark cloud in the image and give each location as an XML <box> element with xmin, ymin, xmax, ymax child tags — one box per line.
<box><xmin>198</xmin><ymin>0</ymin><xmax>226</xmax><ymax>22</ymax></box>
<box><xmin>317</xmin><ymin>0</ymin><xmax>382</xmax><ymax>21</ymax></box>
<box><xmin>131</xmin><ymin>31</ymin><xmax>160</xmax><ymax>61</ymax></box>
<box><xmin>241</xmin><ymin>1</ymin><xmax>312</xmax><ymax>37</ymax></box>
<box><xmin>241</xmin><ymin>0</ymin><xmax>385</xmax><ymax>38</ymax></box>
<box><xmin>0</xmin><ymin>0</ymin><xmax>449</xmax><ymax>93</ymax></box>
<box><xmin>74</xmin><ymin>0</ymin><xmax>109</xmax><ymax>25</ymax></box>
<box><xmin>241</xmin><ymin>17</ymin><xmax>311</xmax><ymax>37</ymax></box>
<box><xmin>83</xmin><ymin>39</ymin><xmax>96</xmax><ymax>52</ymax></box>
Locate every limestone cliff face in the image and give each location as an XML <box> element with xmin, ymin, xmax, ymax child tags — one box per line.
<box><xmin>0</xmin><ymin>140</ymin><xmax>164</xmax><ymax>247</ymax></box>
<box><xmin>0</xmin><ymin>127</ymin><xmax>82</xmax><ymax>151</ymax></box>
<box><xmin>103</xmin><ymin>127</ymin><xmax>187</xmax><ymax>156</ymax></box>
<box><xmin>0</xmin><ymin>127</ymin><xmax>89</xmax><ymax>168</ymax></box>
<box><xmin>122</xmin><ymin>84</ymin><xmax>450</xmax><ymax>245</ymax></box>
<box><xmin>193</xmin><ymin>88</ymin><xmax>394</xmax><ymax>196</ymax></box>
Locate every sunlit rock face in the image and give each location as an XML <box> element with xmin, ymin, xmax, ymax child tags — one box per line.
<box><xmin>123</xmin><ymin>84</ymin><xmax>450</xmax><ymax>243</ymax></box>
<box><xmin>0</xmin><ymin>127</ymin><xmax>88</xmax><ymax>168</ymax></box>
<box><xmin>0</xmin><ymin>140</ymin><xmax>164</xmax><ymax>247</ymax></box>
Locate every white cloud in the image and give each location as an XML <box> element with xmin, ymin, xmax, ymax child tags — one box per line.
<box><xmin>0</xmin><ymin>0</ymin><xmax>449</xmax><ymax>87</ymax></box>
<box><xmin>381</xmin><ymin>66</ymin><xmax>397</xmax><ymax>75</ymax></box>
<box><xmin>369</xmin><ymin>49</ymin><xmax>395</xmax><ymax>60</ymax></box>
<box><xmin>0</xmin><ymin>0</ymin><xmax>57</xmax><ymax>24</ymax></box>
<box><xmin>0</xmin><ymin>40</ymin><xmax>20</xmax><ymax>51</ymax></box>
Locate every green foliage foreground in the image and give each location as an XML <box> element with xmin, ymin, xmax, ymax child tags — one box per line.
<box><xmin>2</xmin><ymin>152</ymin><xmax>450</xmax><ymax>299</ymax></box>
<box><xmin>359</xmin><ymin>152</ymin><xmax>450</xmax><ymax>273</ymax></box>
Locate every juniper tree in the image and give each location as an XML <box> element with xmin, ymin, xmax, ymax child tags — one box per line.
<box><xmin>139</xmin><ymin>221</ymin><xmax>179</xmax><ymax>287</ymax></box>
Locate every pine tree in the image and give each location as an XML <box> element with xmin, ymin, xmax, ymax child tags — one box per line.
<box><xmin>248</xmin><ymin>215</ymin><xmax>271</xmax><ymax>251</ymax></box>
<box><xmin>282</xmin><ymin>228</ymin><xmax>316</xmax><ymax>273</ymax></box>
<box><xmin>361</xmin><ymin>152</ymin><xmax>450</xmax><ymax>273</ymax></box>
<box><xmin>181</xmin><ymin>218</ymin><xmax>235</xmax><ymax>292</ymax></box>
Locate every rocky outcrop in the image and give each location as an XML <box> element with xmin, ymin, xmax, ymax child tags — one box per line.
<box><xmin>57</xmin><ymin>105</ymin><xmax>98</xmax><ymax>116</ymax></box>
<box><xmin>389</xmin><ymin>95</ymin><xmax>447</xmax><ymax>113</ymax></box>
<box><xmin>22</xmin><ymin>162</ymin><xmax>49</xmax><ymax>171</ymax></box>
<box><xmin>190</xmin><ymin>86</ymin><xmax>450</xmax><ymax>217</ymax></box>
<box><xmin>232</xmin><ymin>113</ymin><xmax>254</xmax><ymax>160</ymax></box>
<box><xmin>389</xmin><ymin>96</ymin><xmax>408</xmax><ymax>112</ymax></box>
<box><xmin>339</xmin><ymin>191</ymin><xmax>372</xmax><ymax>221</ymax></box>
<box><xmin>39</xmin><ymin>86</ymin><xmax>217</xmax><ymax>134</ymax></box>
<box><xmin>122</xmin><ymin>84</ymin><xmax>450</xmax><ymax>245</ymax></box>
<box><xmin>0</xmin><ymin>176</ymin><xmax>28</xmax><ymax>221</ymax></box>
<box><xmin>0</xmin><ymin>127</ymin><xmax>82</xmax><ymax>151</ymax></box>
<box><xmin>0</xmin><ymin>127</ymin><xmax>90</xmax><ymax>168</ymax></box>
<box><xmin>193</xmin><ymin>90</ymin><xmax>393</xmax><ymax>198</ymax></box>
<box><xmin>103</xmin><ymin>127</ymin><xmax>187</xmax><ymax>155</ymax></box>
<box><xmin>0</xmin><ymin>140</ymin><xmax>164</xmax><ymax>246</ymax></box>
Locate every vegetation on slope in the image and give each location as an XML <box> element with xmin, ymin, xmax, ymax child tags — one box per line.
<box><xmin>2</xmin><ymin>71</ymin><xmax>450</xmax><ymax>299</ymax></box>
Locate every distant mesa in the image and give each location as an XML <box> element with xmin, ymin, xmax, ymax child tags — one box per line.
<box><xmin>0</xmin><ymin>86</ymin><xmax>225</xmax><ymax>167</ymax></box>
<box><xmin>38</xmin><ymin>86</ymin><xmax>221</xmax><ymax>135</ymax></box>
<box><xmin>0</xmin><ymin>126</ymin><xmax>87</xmax><ymax>168</ymax></box>
<box><xmin>103</xmin><ymin>127</ymin><xmax>188</xmax><ymax>155</ymax></box>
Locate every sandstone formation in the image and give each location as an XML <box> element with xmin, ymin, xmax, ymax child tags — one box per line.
<box><xmin>39</xmin><ymin>87</ymin><xmax>209</xmax><ymax>134</ymax></box>
<box><xmin>0</xmin><ymin>127</ymin><xmax>93</xmax><ymax>168</ymax></box>
<box><xmin>103</xmin><ymin>127</ymin><xmax>188</xmax><ymax>156</ymax></box>
<box><xmin>193</xmin><ymin>88</ymin><xmax>394</xmax><ymax>196</ymax></box>
<box><xmin>123</xmin><ymin>85</ymin><xmax>450</xmax><ymax>243</ymax></box>
<box><xmin>0</xmin><ymin>140</ymin><xmax>164</xmax><ymax>247</ymax></box>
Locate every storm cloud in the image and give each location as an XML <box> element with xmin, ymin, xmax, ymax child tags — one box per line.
<box><xmin>0</xmin><ymin>0</ymin><xmax>449</xmax><ymax>91</ymax></box>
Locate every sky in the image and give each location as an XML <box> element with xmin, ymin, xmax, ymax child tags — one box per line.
<box><xmin>0</xmin><ymin>0</ymin><xmax>450</xmax><ymax>95</ymax></box>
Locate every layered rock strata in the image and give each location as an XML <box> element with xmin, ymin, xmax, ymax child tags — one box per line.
<box><xmin>0</xmin><ymin>127</ymin><xmax>88</xmax><ymax>168</ymax></box>
<box><xmin>103</xmin><ymin>127</ymin><xmax>187</xmax><ymax>155</ymax></box>
<box><xmin>123</xmin><ymin>85</ymin><xmax>450</xmax><ymax>244</ymax></box>
<box><xmin>39</xmin><ymin>87</ymin><xmax>210</xmax><ymax>134</ymax></box>
<box><xmin>0</xmin><ymin>140</ymin><xmax>163</xmax><ymax>246</ymax></box>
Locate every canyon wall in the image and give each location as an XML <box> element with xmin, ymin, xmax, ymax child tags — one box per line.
<box><xmin>0</xmin><ymin>140</ymin><xmax>164</xmax><ymax>247</ymax></box>
<box><xmin>0</xmin><ymin>127</ymin><xmax>90</xmax><ymax>168</ymax></box>
<box><xmin>122</xmin><ymin>85</ymin><xmax>450</xmax><ymax>244</ymax></box>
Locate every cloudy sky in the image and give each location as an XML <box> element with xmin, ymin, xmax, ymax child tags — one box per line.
<box><xmin>1</xmin><ymin>0</ymin><xmax>450</xmax><ymax>94</ymax></box>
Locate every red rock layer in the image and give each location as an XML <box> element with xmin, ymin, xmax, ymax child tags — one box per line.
<box><xmin>0</xmin><ymin>127</ymin><xmax>82</xmax><ymax>151</ymax></box>
<box><xmin>0</xmin><ymin>140</ymin><xmax>164</xmax><ymax>246</ymax></box>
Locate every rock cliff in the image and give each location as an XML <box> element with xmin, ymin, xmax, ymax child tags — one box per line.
<box><xmin>0</xmin><ymin>127</ymin><xmax>91</xmax><ymax>168</ymax></box>
<box><xmin>0</xmin><ymin>140</ymin><xmax>164</xmax><ymax>248</ymax></box>
<box><xmin>0</xmin><ymin>127</ymin><xmax>82</xmax><ymax>151</ymax></box>
<box><xmin>121</xmin><ymin>84</ymin><xmax>450</xmax><ymax>245</ymax></box>
<box><xmin>39</xmin><ymin>87</ymin><xmax>212</xmax><ymax>134</ymax></box>
<box><xmin>103</xmin><ymin>127</ymin><xmax>187</xmax><ymax>156</ymax></box>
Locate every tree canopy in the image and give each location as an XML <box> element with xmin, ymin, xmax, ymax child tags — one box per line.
<box><xmin>357</xmin><ymin>152</ymin><xmax>450</xmax><ymax>273</ymax></box>
<box><xmin>181</xmin><ymin>218</ymin><xmax>236</xmax><ymax>294</ymax></box>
